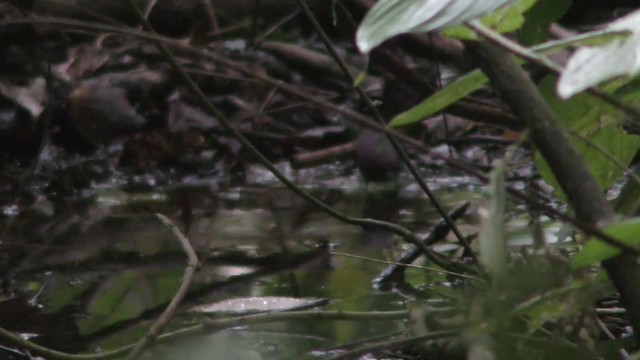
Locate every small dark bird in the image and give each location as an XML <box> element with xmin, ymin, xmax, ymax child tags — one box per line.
<box><xmin>356</xmin><ymin>130</ymin><xmax>401</xmax><ymax>183</ymax></box>
<box><xmin>67</xmin><ymin>78</ymin><xmax>148</xmax><ymax>146</ymax></box>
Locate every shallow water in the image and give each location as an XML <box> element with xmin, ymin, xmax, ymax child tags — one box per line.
<box><xmin>1</xmin><ymin>161</ymin><xmax>552</xmax><ymax>359</ymax></box>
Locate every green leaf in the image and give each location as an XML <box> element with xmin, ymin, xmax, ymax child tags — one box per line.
<box><xmin>356</xmin><ymin>0</ymin><xmax>514</xmax><ymax>53</ymax></box>
<box><xmin>44</xmin><ymin>280</ymin><xmax>92</xmax><ymax>314</ymax></box>
<box><xmin>510</xmin><ymin>274</ymin><xmax>607</xmax><ymax>331</ymax></box>
<box><xmin>517</xmin><ymin>0</ymin><xmax>571</xmax><ymax>45</ymax></box>
<box><xmin>529</xmin><ymin>29</ymin><xmax>632</xmax><ymax>55</ymax></box>
<box><xmin>557</xmin><ymin>10</ymin><xmax>640</xmax><ymax>99</ymax></box>
<box><xmin>443</xmin><ymin>0</ymin><xmax>539</xmax><ymax>40</ymax></box>
<box><xmin>78</xmin><ymin>270</ymin><xmax>183</xmax><ymax>335</ymax></box>
<box><xmin>388</xmin><ymin>38</ymin><xmax>640</xmax><ymax>132</ymax></box>
<box><xmin>388</xmin><ymin>69</ymin><xmax>488</xmax><ymax>128</ymax></box>
<box><xmin>612</xmin><ymin>85</ymin><xmax>640</xmax><ymax>216</ymax></box>
<box><xmin>352</xmin><ymin>55</ymin><xmax>369</xmax><ymax>88</ymax></box>
<box><xmin>535</xmin><ymin>76</ymin><xmax>640</xmax><ymax>195</ymax></box>
<box><xmin>572</xmin><ymin>218</ymin><xmax>640</xmax><ymax>268</ymax></box>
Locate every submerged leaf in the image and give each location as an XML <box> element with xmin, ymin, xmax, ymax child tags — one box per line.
<box><xmin>536</xmin><ymin>76</ymin><xmax>640</xmax><ymax>195</ymax></box>
<box><xmin>190</xmin><ymin>296</ymin><xmax>327</xmax><ymax>314</ymax></box>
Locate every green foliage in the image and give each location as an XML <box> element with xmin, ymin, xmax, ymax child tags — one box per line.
<box><xmin>388</xmin><ymin>69</ymin><xmax>488</xmax><ymax>128</ymax></box>
<box><xmin>516</xmin><ymin>0</ymin><xmax>571</xmax><ymax>45</ymax></box>
<box><xmin>356</xmin><ymin>0</ymin><xmax>527</xmax><ymax>53</ymax></box>
<box><xmin>78</xmin><ymin>270</ymin><xmax>183</xmax><ymax>335</ymax></box>
<box><xmin>557</xmin><ymin>10</ymin><xmax>640</xmax><ymax>98</ymax></box>
<box><xmin>535</xmin><ymin>76</ymin><xmax>640</xmax><ymax>194</ymax></box>
<box><xmin>572</xmin><ymin>218</ymin><xmax>640</xmax><ymax>268</ymax></box>
<box><xmin>387</xmin><ymin>30</ymin><xmax>634</xmax><ymax>130</ymax></box>
<box><xmin>43</xmin><ymin>280</ymin><xmax>92</xmax><ymax>314</ymax></box>
<box><xmin>442</xmin><ymin>0</ymin><xmax>539</xmax><ymax>40</ymax></box>
<box><xmin>509</xmin><ymin>272</ymin><xmax>608</xmax><ymax>332</ymax></box>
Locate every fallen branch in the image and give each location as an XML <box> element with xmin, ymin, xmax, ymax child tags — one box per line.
<box><xmin>125</xmin><ymin>214</ymin><xmax>200</xmax><ymax>360</ymax></box>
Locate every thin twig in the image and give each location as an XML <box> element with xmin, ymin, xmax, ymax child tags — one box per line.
<box><xmin>142</xmin><ymin>0</ymin><xmax>158</xmax><ymax>20</ymax></box>
<box><xmin>122</xmin><ymin>2</ymin><xmax>476</xmax><ymax>276</ymax></box>
<box><xmin>466</xmin><ymin>20</ymin><xmax>640</xmax><ymax>121</ymax></box>
<box><xmin>326</xmin><ymin>330</ymin><xmax>458</xmax><ymax>360</ymax></box>
<box><xmin>204</xmin><ymin>309</ymin><xmax>409</xmax><ymax>330</ymax></box>
<box><xmin>1</xmin><ymin>17</ymin><xmax>635</xmax><ymax>256</ymax></box>
<box><xmin>332</xmin><ymin>252</ymin><xmax>478</xmax><ymax>280</ymax></box>
<box><xmin>200</xmin><ymin>0</ymin><xmax>218</xmax><ymax>34</ymax></box>
<box><xmin>565</xmin><ymin>127</ymin><xmax>640</xmax><ymax>187</ymax></box>
<box><xmin>126</xmin><ymin>214</ymin><xmax>200</xmax><ymax>360</ymax></box>
<box><xmin>0</xmin><ymin>324</ymin><xmax>131</xmax><ymax>360</ymax></box>
<box><xmin>0</xmin><ymin>308</ymin><xmax>408</xmax><ymax>360</ymax></box>
<box><xmin>297</xmin><ymin>0</ymin><xmax>479</xmax><ymax>265</ymax></box>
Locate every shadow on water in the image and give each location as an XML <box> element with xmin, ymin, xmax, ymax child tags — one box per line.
<box><xmin>0</xmin><ymin>165</ymin><xmax>481</xmax><ymax>359</ymax></box>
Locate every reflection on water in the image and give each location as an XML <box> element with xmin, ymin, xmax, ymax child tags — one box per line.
<box><xmin>0</xmin><ymin>167</ymin><xmax>482</xmax><ymax>359</ymax></box>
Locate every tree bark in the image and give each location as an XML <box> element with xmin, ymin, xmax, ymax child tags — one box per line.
<box><xmin>467</xmin><ymin>40</ymin><xmax>640</xmax><ymax>344</ymax></box>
